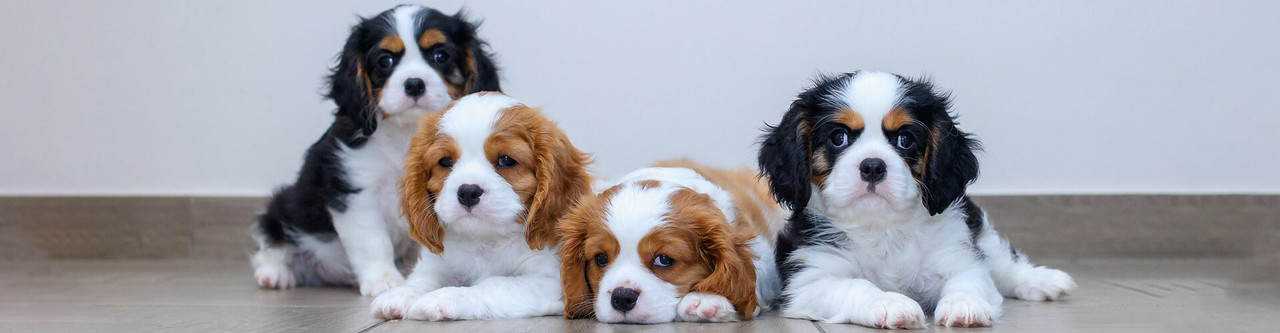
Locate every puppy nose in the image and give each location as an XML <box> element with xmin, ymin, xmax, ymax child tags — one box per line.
<box><xmin>859</xmin><ymin>158</ymin><xmax>887</xmax><ymax>183</ymax></box>
<box><xmin>404</xmin><ymin>78</ymin><xmax>426</xmax><ymax>98</ymax></box>
<box><xmin>610</xmin><ymin>287</ymin><xmax>639</xmax><ymax>312</ymax></box>
<box><xmin>457</xmin><ymin>184</ymin><xmax>483</xmax><ymax>208</ymax></box>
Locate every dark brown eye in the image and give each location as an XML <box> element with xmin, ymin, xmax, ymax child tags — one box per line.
<box><xmin>594</xmin><ymin>254</ymin><xmax>608</xmax><ymax>267</ymax></box>
<box><xmin>438</xmin><ymin>157</ymin><xmax>454</xmax><ymax>168</ymax></box>
<box><xmin>376</xmin><ymin>53</ymin><xmax>395</xmax><ymax>70</ymax></box>
<box><xmin>430</xmin><ymin>48</ymin><xmax>450</xmax><ymax>64</ymax></box>
<box><xmin>652</xmin><ymin>254</ymin><xmax>674</xmax><ymax>267</ymax></box>
<box><xmin>496</xmin><ymin>155</ymin><xmax>517</xmax><ymax>168</ymax></box>
<box><xmin>896</xmin><ymin>133</ymin><xmax>915</xmax><ymax>150</ymax></box>
<box><xmin>829</xmin><ymin>130</ymin><xmax>849</xmax><ymax>148</ymax></box>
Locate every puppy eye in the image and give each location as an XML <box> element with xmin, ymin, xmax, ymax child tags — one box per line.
<box><xmin>430</xmin><ymin>49</ymin><xmax>451</xmax><ymax>64</ymax></box>
<box><xmin>828</xmin><ymin>130</ymin><xmax>849</xmax><ymax>148</ymax></box>
<box><xmin>896</xmin><ymin>133</ymin><xmax>915</xmax><ymax>150</ymax></box>
<box><xmin>652</xmin><ymin>254</ymin><xmax>675</xmax><ymax>268</ymax></box>
<box><xmin>496</xmin><ymin>155</ymin><xmax>517</xmax><ymax>168</ymax></box>
<box><xmin>438</xmin><ymin>157</ymin><xmax>454</xmax><ymax>168</ymax></box>
<box><xmin>594</xmin><ymin>254</ymin><xmax>608</xmax><ymax>268</ymax></box>
<box><xmin>376</xmin><ymin>53</ymin><xmax>395</xmax><ymax>70</ymax></box>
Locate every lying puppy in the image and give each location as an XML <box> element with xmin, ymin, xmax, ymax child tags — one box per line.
<box><xmin>250</xmin><ymin>4</ymin><xmax>499</xmax><ymax>296</ymax></box>
<box><xmin>370</xmin><ymin>92</ymin><xmax>592</xmax><ymax>320</ymax></box>
<box><xmin>758</xmin><ymin>71</ymin><xmax>1076</xmax><ymax>328</ymax></box>
<box><xmin>558</xmin><ymin>159</ymin><xmax>784</xmax><ymax>323</ymax></box>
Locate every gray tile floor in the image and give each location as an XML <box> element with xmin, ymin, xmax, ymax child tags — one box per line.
<box><xmin>2</xmin><ymin>259</ymin><xmax>1277</xmax><ymax>332</ymax></box>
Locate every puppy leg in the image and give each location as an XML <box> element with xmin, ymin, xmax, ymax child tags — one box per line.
<box><xmin>781</xmin><ymin>266</ymin><xmax>926</xmax><ymax>329</ymax></box>
<box><xmin>934</xmin><ymin>268</ymin><xmax>1003</xmax><ymax>327</ymax></box>
<box><xmin>251</xmin><ymin>245</ymin><xmax>296</xmax><ymax>289</ymax></box>
<box><xmin>976</xmin><ymin>216</ymin><xmax>1077</xmax><ymax>301</ymax></box>
<box><xmin>331</xmin><ymin>196</ymin><xmax>404</xmax><ymax>296</ymax></box>
<box><xmin>371</xmin><ymin>247</ymin><xmax>444</xmax><ymax>319</ymax></box>
<box><xmin>406</xmin><ymin>274</ymin><xmax>563</xmax><ymax>321</ymax></box>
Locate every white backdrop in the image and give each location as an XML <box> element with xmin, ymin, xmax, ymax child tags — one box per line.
<box><xmin>1</xmin><ymin>1</ymin><xmax>1277</xmax><ymax>196</ymax></box>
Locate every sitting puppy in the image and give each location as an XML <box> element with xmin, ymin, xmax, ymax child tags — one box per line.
<box><xmin>370</xmin><ymin>92</ymin><xmax>592</xmax><ymax>320</ymax></box>
<box><xmin>250</xmin><ymin>4</ymin><xmax>500</xmax><ymax>296</ymax></box>
<box><xmin>558</xmin><ymin>159</ymin><xmax>785</xmax><ymax>323</ymax></box>
<box><xmin>758</xmin><ymin>71</ymin><xmax>1076</xmax><ymax>328</ymax></box>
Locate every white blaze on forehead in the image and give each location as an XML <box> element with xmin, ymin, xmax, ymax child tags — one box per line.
<box><xmin>829</xmin><ymin>71</ymin><xmax>905</xmax><ymax>123</ymax></box>
<box><xmin>392</xmin><ymin>5</ymin><xmax>425</xmax><ymax>62</ymax></box>
<box><xmin>437</xmin><ymin>94</ymin><xmax>522</xmax><ymax>147</ymax></box>
<box><xmin>604</xmin><ymin>182</ymin><xmax>676</xmax><ymax>266</ymax></box>
<box><xmin>611</xmin><ymin>167</ymin><xmax>738</xmax><ymax>226</ymax></box>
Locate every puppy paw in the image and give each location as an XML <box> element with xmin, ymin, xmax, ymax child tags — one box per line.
<box><xmin>406</xmin><ymin>287</ymin><xmax>476</xmax><ymax>321</ymax></box>
<box><xmin>934</xmin><ymin>293</ymin><xmax>996</xmax><ymax>327</ymax></box>
<box><xmin>864</xmin><ymin>292</ymin><xmax>927</xmax><ymax>329</ymax></box>
<box><xmin>358</xmin><ymin>270</ymin><xmax>405</xmax><ymax>297</ymax></box>
<box><xmin>254</xmin><ymin>264</ymin><xmax>295</xmax><ymax>289</ymax></box>
<box><xmin>370</xmin><ymin>286</ymin><xmax>422</xmax><ymax>319</ymax></box>
<box><xmin>1014</xmin><ymin>266</ymin><xmax>1077</xmax><ymax>301</ymax></box>
<box><xmin>676</xmin><ymin>292</ymin><xmax>739</xmax><ymax>322</ymax></box>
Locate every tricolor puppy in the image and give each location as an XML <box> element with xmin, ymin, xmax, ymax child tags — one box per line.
<box><xmin>250</xmin><ymin>5</ymin><xmax>500</xmax><ymax>296</ymax></box>
<box><xmin>759</xmin><ymin>71</ymin><xmax>1076</xmax><ymax>329</ymax></box>
<box><xmin>558</xmin><ymin>160</ymin><xmax>784</xmax><ymax>323</ymax></box>
<box><xmin>370</xmin><ymin>92</ymin><xmax>592</xmax><ymax>321</ymax></box>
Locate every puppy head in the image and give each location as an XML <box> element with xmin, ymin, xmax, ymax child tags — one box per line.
<box><xmin>400</xmin><ymin>92</ymin><xmax>590</xmax><ymax>254</ymax></box>
<box><xmin>758</xmin><ymin>71</ymin><xmax>980</xmax><ymax>219</ymax></box>
<box><xmin>558</xmin><ymin>175</ymin><xmax>757</xmax><ymax>323</ymax></box>
<box><xmin>328</xmin><ymin>5</ymin><xmax>500</xmax><ymax>137</ymax></box>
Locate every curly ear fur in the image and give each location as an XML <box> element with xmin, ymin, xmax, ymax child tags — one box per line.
<box><xmin>556</xmin><ymin>204</ymin><xmax>595</xmax><ymax>319</ymax></box>
<box><xmin>757</xmin><ymin>101</ymin><xmax>813</xmax><ymax>212</ymax></box>
<box><xmin>454</xmin><ymin>11</ymin><xmax>501</xmax><ymax>93</ymax></box>
<box><xmin>520</xmin><ymin>107</ymin><xmax>592</xmax><ymax>251</ymax></box>
<box><xmin>921</xmin><ymin>118</ymin><xmax>980</xmax><ymax>215</ymax></box>
<box><xmin>328</xmin><ymin>24</ymin><xmax>379</xmax><ymax>138</ymax></box>
<box><xmin>400</xmin><ymin>112</ymin><xmax>446</xmax><ymax>254</ymax></box>
<box><xmin>690</xmin><ymin>212</ymin><xmax>759</xmax><ymax>319</ymax></box>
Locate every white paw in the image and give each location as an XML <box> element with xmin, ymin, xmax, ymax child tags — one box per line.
<box><xmin>676</xmin><ymin>292</ymin><xmax>739</xmax><ymax>322</ymax></box>
<box><xmin>254</xmin><ymin>264</ymin><xmax>295</xmax><ymax>289</ymax></box>
<box><xmin>370</xmin><ymin>286</ymin><xmax>422</xmax><ymax>319</ymax></box>
<box><xmin>863</xmin><ymin>292</ymin><xmax>927</xmax><ymax>329</ymax></box>
<box><xmin>1014</xmin><ymin>266</ymin><xmax>1077</xmax><ymax>301</ymax></box>
<box><xmin>406</xmin><ymin>287</ymin><xmax>477</xmax><ymax>321</ymax></box>
<box><xmin>358</xmin><ymin>270</ymin><xmax>405</xmax><ymax>297</ymax></box>
<box><xmin>934</xmin><ymin>293</ymin><xmax>997</xmax><ymax>327</ymax></box>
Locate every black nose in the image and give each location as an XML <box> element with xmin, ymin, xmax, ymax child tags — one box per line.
<box><xmin>610</xmin><ymin>288</ymin><xmax>639</xmax><ymax>312</ymax></box>
<box><xmin>457</xmin><ymin>184</ymin><xmax>483</xmax><ymax>208</ymax></box>
<box><xmin>859</xmin><ymin>158</ymin><xmax>887</xmax><ymax>183</ymax></box>
<box><xmin>404</xmin><ymin>78</ymin><xmax>425</xmax><ymax>98</ymax></box>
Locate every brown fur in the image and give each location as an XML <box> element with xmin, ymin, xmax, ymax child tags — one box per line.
<box><xmin>557</xmin><ymin>187</ymin><xmax>620</xmax><ymax>319</ymax></box>
<box><xmin>400</xmin><ymin>111</ymin><xmax>449</xmax><ymax>254</ymax></box>
<box><xmin>834</xmin><ymin>108</ymin><xmax>865</xmax><ymax>131</ymax></box>
<box><xmin>664</xmin><ymin>188</ymin><xmax>759</xmax><ymax>319</ymax></box>
<box><xmin>653</xmin><ymin>158</ymin><xmax>782</xmax><ymax>243</ymax></box>
<box><xmin>418</xmin><ymin>29</ymin><xmax>447</xmax><ymax>49</ymax></box>
<box><xmin>882</xmin><ymin>108</ymin><xmax>914</xmax><ymax>131</ymax></box>
<box><xmin>378</xmin><ymin>35</ymin><xmax>404</xmax><ymax>53</ymax></box>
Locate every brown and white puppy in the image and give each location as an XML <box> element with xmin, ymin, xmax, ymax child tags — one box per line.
<box><xmin>369</xmin><ymin>92</ymin><xmax>592</xmax><ymax>321</ymax></box>
<box><xmin>558</xmin><ymin>159</ymin><xmax>784</xmax><ymax>323</ymax></box>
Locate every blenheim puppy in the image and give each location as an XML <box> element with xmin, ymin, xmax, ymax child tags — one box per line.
<box><xmin>370</xmin><ymin>92</ymin><xmax>592</xmax><ymax>321</ymax></box>
<box><xmin>758</xmin><ymin>71</ymin><xmax>1076</xmax><ymax>328</ymax></box>
<box><xmin>558</xmin><ymin>159</ymin><xmax>785</xmax><ymax>324</ymax></box>
<box><xmin>250</xmin><ymin>5</ymin><xmax>500</xmax><ymax>296</ymax></box>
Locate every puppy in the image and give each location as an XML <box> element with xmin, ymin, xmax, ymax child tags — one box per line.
<box><xmin>758</xmin><ymin>71</ymin><xmax>1076</xmax><ymax>328</ymax></box>
<box><xmin>369</xmin><ymin>92</ymin><xmax>592</xmax><ymax>321</ymax></box>
<box><xmin>558</xmin><ymin>159</ymin><xmax>784</xmax><ymax>323</ymax></box>
<box><xmin>250</xmin><ymin>4</ymin><xmax>501</xmax><ymax>296</ymax></box>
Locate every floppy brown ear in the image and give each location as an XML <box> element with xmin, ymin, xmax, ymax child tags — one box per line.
<box><xmin>523</xmin><ymin>107</ymin><xmax>592</xmax><ymax>250</ymax></box>
<box><xmin>556</xmin><ymin>203</ymin><xmax>595</xmax><ymax>319</ymax></box>
<box><xmin>690</xmin><ymin>219</ymin><xmax>759</xmax><ymax>320</ymax></box>
<box><xmin>400</xmin><ymin>113</ymin><xmax>446</xmax><ymax>254</ymax></box>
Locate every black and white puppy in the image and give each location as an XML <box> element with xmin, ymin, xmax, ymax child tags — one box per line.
<box><xmin>250</xmin><ymin>5</ymin><xmax>500</xmax><ymax>296</ymax></box>
<box><xmin>759</xmin><ymin>71</ymin><xmax>1076</xmax><ymax>328</ymax></box>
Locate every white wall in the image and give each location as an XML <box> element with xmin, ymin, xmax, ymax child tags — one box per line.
<box><xmin>2</xmin><ymin>0</ymin><xmax>1277</xmax><ymax>196</ymax></box>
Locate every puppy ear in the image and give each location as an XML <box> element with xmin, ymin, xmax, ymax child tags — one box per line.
<box><xmin>524</xmin><ymin>108</ymin><xmax>592</xmax><ymax>250</ymax></box>
<box><xmin>690</xmin><ymin>216</ymin><xmax>759</xmax><ymax>320</ymax></box>
<box><xmin>921</xmin><ymin>113</ymin><xmax>981</xmax><ymax>216</ymax></box>
<box><xmin>400</xmin><ymin>113</ymin><xmax>446</xmax><ymax>254</ymax></box>
<box><xmin>454</xmin><ymin>11</ymin><xmax>501</xmax><ymax>93</ymax></box>
<box><xmin>556</xmin><ymin>203</ymin><xmax>595</xmax><ymax>319</ymax></box>
<box><xmin>758</xmin><ymin>101</ymin><xmax>813</xmax><ymax>212</ymax></box>
<box><xmin>328</xmin><ymin>26</ymin><xmax>379</xmax><ymax>138</ymax></box>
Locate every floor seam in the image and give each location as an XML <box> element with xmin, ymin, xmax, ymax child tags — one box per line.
<box><xmin>812</xmin><ymin>320</ymin><xmax>826</xmax><ymax>333</ymax></box>
<box><xmin>355</xmin><ymin>320</ymin><xmax>387</xmax><ymax>333</ymax></box>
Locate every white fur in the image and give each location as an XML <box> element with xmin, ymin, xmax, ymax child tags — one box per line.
<box><xmin>380</xmin><ymin>5</ymin><xmax>454</xmax><ymax>114</ymax></box>
<box><xmin>370</xmin><ymin>93</ymin><xmax>563</xmax><ymax>321</ymax></box>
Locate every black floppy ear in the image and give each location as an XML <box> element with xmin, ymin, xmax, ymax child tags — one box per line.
<box><xmin>455</xmin><ymin>11</ymin><xmax>501</xmax><ymax>93</ymax></box>
<box><xmin>327</xmin><ymin>26</ymin><xmax>378</xmax><ymax>137</ymax></box>
<box><xmin>921</xmin><ymin>117</ymin><xmax>980</xmax><ymax>215</ymax></box>
<box><xmin>758</xmin><ymin>101</ymin><xmax>813</xmax><ymax>212</ymax></box>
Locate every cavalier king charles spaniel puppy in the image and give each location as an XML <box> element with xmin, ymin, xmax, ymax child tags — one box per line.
<box><xmin>250</xmin><ymin>4</ymin><xmax>500</xmax><ymax>296</ymax></box>
<box><xmin>557</xmin><ymin>159</ymin><xmax>785</xmax><ymax>324</ymax></box>
<box><xmin>758</xmin><ymin>71</ymin><xmax>1076</xmax><ymax>328</ymax></box>
<box><xmin>369</xmin><ymin>92</ymin><xmax>592</xmax><ymax>320</ymax></box>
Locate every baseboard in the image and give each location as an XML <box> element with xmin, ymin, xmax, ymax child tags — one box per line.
<box><xmin>1</xmin><ymin>195</ymin><xmax>1275</xmax><ymax>260</ymax></box>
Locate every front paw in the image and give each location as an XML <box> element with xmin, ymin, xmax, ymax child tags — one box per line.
<box><xmin>863</xmin><ymin>292</ymin><xmax>926</xmax><ymax>329</ymax></box>
<box><xmin>254</xmin><ymin>264</ymin><xmax>295</xmax><ymax>289</ymax></box>
<box><xmin>370</xmin><ymin>286</ymin><xmax>422</xmax><ymax>319</ymax></box>
<box><xmin>406</xmin><ymin>287</ymin><xmax>476</xmax><ymax>321</ymax></box>
<box><xmin>359</xmin><ymin>270</ymin><xmax>405</xmax><ymax>297</ymax></box>
<box><xmin>1014</xmin><ymin>266</ymin><xmax>1077</xmax><ymax>301</ymax></box>
<box><xmin>934</xmin><ymin>293</ymin><xmax>996</xmax><ymax>327</ymax></box>
<box><xmin>677</xmin><ymin>292</ymin><xmax>739</xmax><ymax>322</ymax></box>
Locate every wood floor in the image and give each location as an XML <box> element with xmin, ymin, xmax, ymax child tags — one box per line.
<box><xmin>3</xmin><ymin>258</ymin><xmax>1277</xmax><ymax>332</ymax></box>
